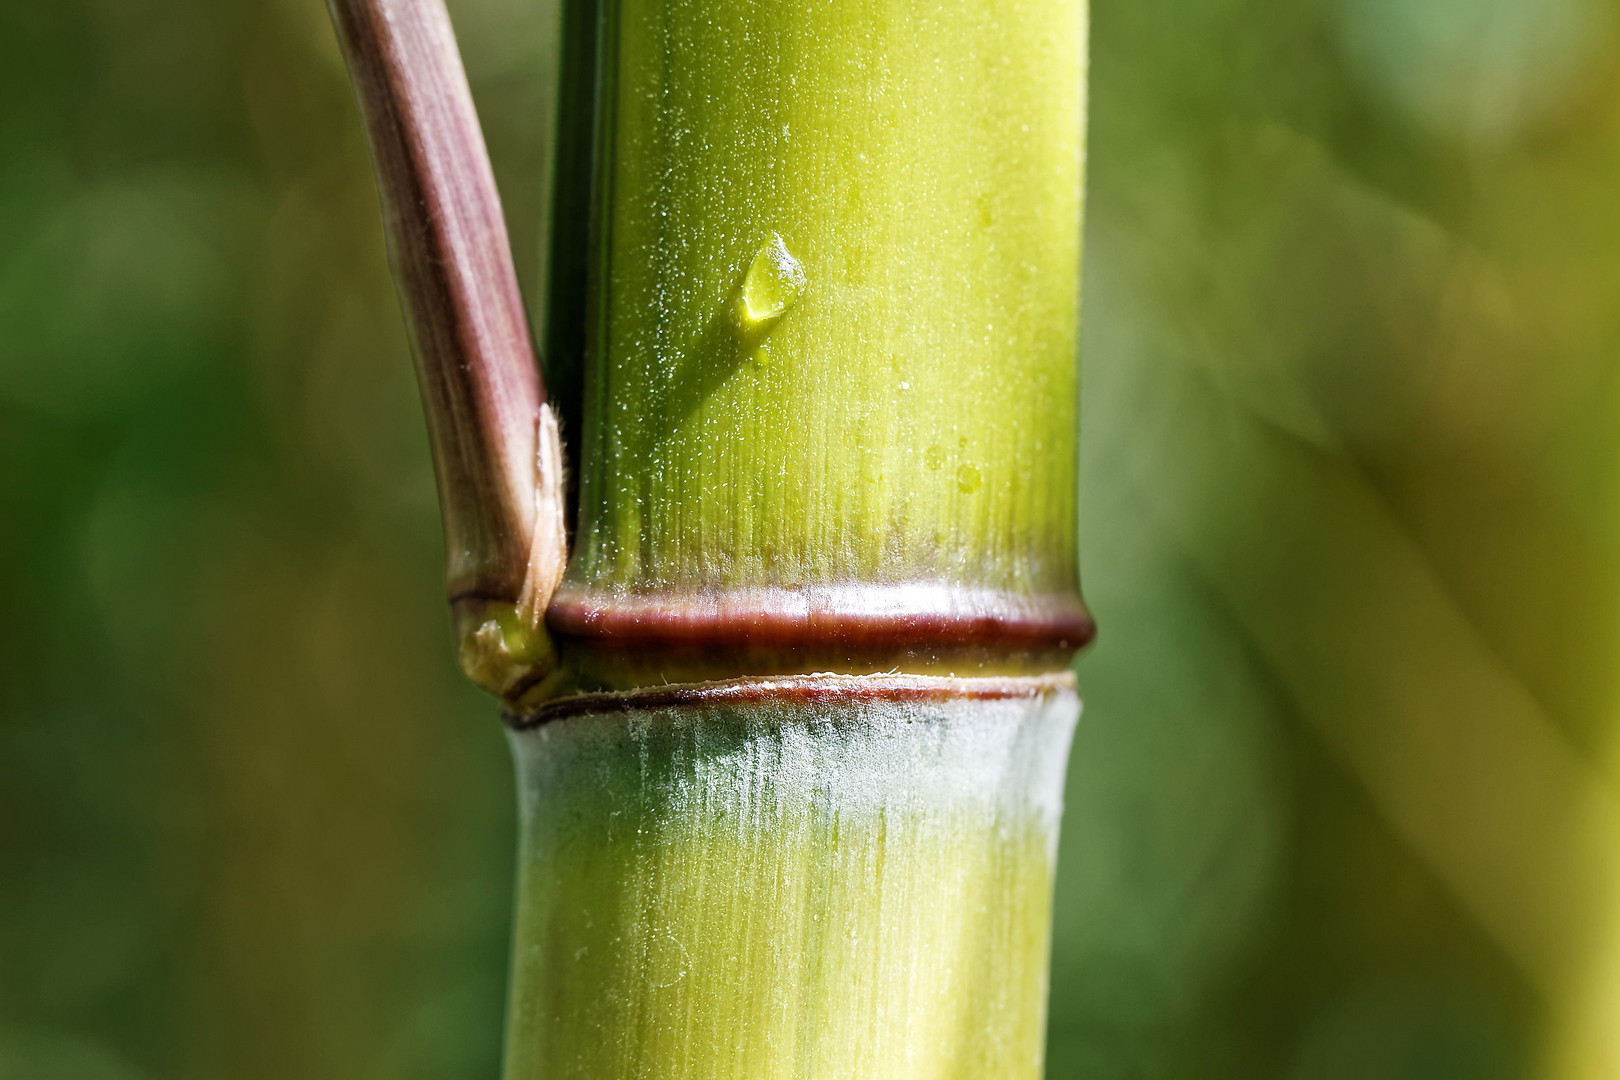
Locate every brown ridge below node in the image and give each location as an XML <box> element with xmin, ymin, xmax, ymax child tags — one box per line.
<box><xmin>505</xmin><ymin>671</ymin><xmax>1078</xmax><ymax>729</ymax></box>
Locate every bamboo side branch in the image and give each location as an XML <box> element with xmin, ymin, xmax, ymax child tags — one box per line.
<box><xmin>327</xmin><ymin>0</ymin><xmax>568</xmax><ymax>703</ymax></box>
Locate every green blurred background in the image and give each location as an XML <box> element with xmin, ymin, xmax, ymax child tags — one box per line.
<box><xmin>5</xmin><ymin>0</ymin><xmax>1620</xmax><ymax>1076</ymax></box>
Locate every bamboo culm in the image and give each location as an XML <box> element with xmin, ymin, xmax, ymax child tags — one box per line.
<box><xmin>326</xmin><ymin>0</ymin><xmax>1090</xmax><ymax>1075</ymax></box>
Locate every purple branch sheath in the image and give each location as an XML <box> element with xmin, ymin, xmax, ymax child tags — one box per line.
<box><xmin>327</xmin><ymin>0</ymin><xmax>546</xmax><ymax>607</ymax></box>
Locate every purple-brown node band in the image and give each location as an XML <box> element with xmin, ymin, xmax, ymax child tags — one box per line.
<box><xmin>505</xmin><ymin>671</ymin><xmax>1079</xmax><ymax>729</ymax></box>
<box><xmin>541</xmin><ymin>582</ymin><xmax>1094</xmax><ymax>693</ymax></box>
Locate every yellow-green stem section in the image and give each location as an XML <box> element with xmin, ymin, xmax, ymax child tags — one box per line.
<box><xmin>571</xmin><ymin>0</ymin><xmax>1087</xmax><ymax>596</ymax></box>
<box><xmin>502</xmin><ymin>685</ymin><xmax>1078</xmax><ymax>1079</ymax></box>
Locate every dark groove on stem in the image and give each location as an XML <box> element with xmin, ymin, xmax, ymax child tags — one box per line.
<box><xmin>538</xmin><ymin>0</ymin><xmax>603</xmax><ymax>536</ymax></box>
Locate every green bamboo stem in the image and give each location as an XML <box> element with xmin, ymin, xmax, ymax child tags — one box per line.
<box><xmin>553</xmin><ymin>0</ymin><xmax>1091</xmax><ymax>691</ymax></box>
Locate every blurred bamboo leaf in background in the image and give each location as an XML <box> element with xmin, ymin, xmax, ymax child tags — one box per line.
<box><xmin>7</xmin><ymin>0</ymin><xmax>1620</xmax><ymax>1077</ymax></box>
<box><xmin>1057</xmin><ymin>0</ymin><xmax>1620</xmax><ymax>1073</ymax></box>
<box><xmin>0</xmin><ymin>1</ymin><xmax>526</xmax><ymax>1076</ymax></box>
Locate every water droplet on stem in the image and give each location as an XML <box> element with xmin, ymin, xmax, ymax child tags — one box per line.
<box><xmin>739</xmin><ymin>233</ymin><xmax>806</xmax><ymax>330</ymax></box>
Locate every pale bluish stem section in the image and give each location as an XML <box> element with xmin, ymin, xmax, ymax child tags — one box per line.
<box><xmin>502</xmin><ymin>683</ymin><xmax>1079</xmax><ymax>1079</ymax></box>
